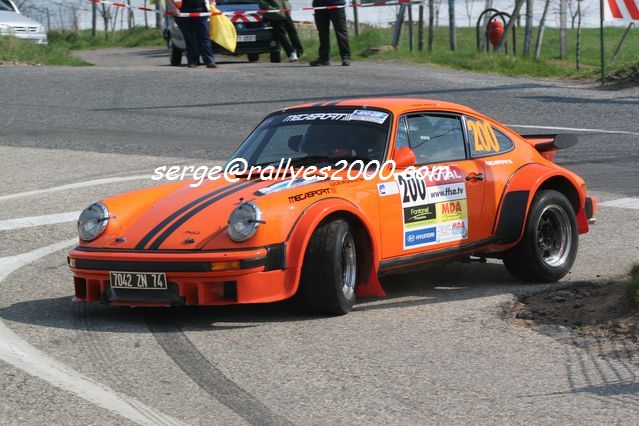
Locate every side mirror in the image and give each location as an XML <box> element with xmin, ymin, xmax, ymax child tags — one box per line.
<box><xmin>392</xmin><ymin>146</ymin><xmax>416</xmax><ymax>169</ymax></box>
<box><xmin>288</xmin><ymin>135</ymin><xmax>302</xmax><ymax>152</ymax></box>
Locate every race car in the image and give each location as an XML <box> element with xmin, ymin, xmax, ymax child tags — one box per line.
<box><xmin>68</xmin><ymin>98</ymin><xmax>597</xmax><ymax>315</ymax></box>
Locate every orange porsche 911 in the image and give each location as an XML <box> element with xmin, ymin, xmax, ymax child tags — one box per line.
<box><xmin>68</xmin><ymin>98</ymin><xmax>597</xmax><ymax>315</ymax></box>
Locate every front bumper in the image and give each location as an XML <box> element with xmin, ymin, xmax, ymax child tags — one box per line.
<box><xmin>9</xmin><ymin>33</ymin><xmax>48</xmax><ymax>44</ymax></box>
<box><xmin>68</xmin><ymin>244</ymin><xmax>298</xmax><ymax>307</ymax></box>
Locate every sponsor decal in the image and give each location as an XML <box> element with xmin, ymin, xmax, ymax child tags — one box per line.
<box><xmin>283</xmin><ymin>113</ymin><xmax>350</xmax><ymax>122</ymax></box>
<box><xmin>397</xmin><ymin>165</ymin><xmax>469</xmax><ymax>249</ymax></box>
<box><xmin>377</xmin><ymin>182</ymin><xmax>399</xmax><ymax>196</ymax></box>
<box><xmin>427</xmin><ymin>182</ymin><xmax>466</xmax><ymax>202</ymax></box>
<box><xmin>437</xmin><ymin>200</ymin><xmax>466</xmax><ymax>222</ymax></box>
<box><xmin>403</xmin><ymin>203</ymin><xmax>436</xmax><ymax>228</ymax></box>
<box><xmin>349</xmin><ymin>110</ymin><xmax>389</xmax><ymax>125</ymax></box>
<box><xmin>419</xmin><ymin>165</ymin><xmax>464</xmax><ymax>186</ymax></box>
<box><xmin>484</xmin><ymin>159</ymin><xmax>513</xmax><ymax>166</ymax></box>
<box><xmin>288</xmin><ymin>187</ymin><xmax>335</xmax><ymax>203</ymax></box>
<box><xmin>405</xmin><ymin>227</ymin><xmax>437</xmax><ymax>247</ymax></box>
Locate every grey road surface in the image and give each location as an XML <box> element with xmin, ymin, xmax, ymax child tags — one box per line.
<box><xmin>0</xmin><ymin>49</ymin><xmax>638</xmax><ymax>425</ymax></box>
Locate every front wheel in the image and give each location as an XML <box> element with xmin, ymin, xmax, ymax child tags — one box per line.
<box><xmin>503</xmin><ymin>190</ymin><xmax>578</xmax><ymax>283</ymax></box>
<box><xmin>299</xmin><ymin>219</ymin><xmax>357</xmax><ymax>315</ymax></box>
<box><xmin>247</xmin><ymin>53</ymin><xmax>260</xmax><ymax>62</ymax></box>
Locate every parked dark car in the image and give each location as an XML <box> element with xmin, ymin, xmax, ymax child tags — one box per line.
<box><xmin>164</xmin><ymin>0</ymin><xmax>281</xmax><ymax>64</ymax></box>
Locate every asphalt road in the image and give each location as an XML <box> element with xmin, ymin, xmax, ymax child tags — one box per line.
<box><xmin>0</xmin><ymin>49</ymin><xmax>638</xmax><ymax>425</ymax></box>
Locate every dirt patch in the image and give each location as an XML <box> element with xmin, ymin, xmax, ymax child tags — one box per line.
<box><xmin>508</xmin><ymin>281</ymin><xmax>639</xmax><ymax>364</ymax></box>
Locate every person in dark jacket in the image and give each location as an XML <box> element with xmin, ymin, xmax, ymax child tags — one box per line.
<box><xmin>259</xmin><ymin>0</ymin><xmax>303</xmax><ymax>61</ymax></box>
<box><xmin>174</xmin><ymin>0</ymin><xmax>216</xmax><ymax>68</ymax></box>
<box><xmin>310</xmin><ymin>0</ymin><xmax>351</xmax><ymax>66</ymax></box>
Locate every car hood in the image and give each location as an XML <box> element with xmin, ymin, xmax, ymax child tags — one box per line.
<box><xmin>0</xmin><ymin>11</ymin><xmax>43</xmax><ymax>27</ymax></box>
<box><xmin>86</xmin><ymin>176</ymin><xmax>339</xmax><ymax>251</ymax></box>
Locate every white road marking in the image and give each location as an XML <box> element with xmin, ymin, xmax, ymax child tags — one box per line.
<box><xmin>0</xmin><ymin>211</ymin><xmax>81</xmax><ymax>231</ymax></box>
<box><xmin>0</xmin><ymin>175</ymin><xmax>151</xmax><ymax>202</ymax></box>
<box><xmin>507</xmin><ymin>124</ymin><xmax>639</xmax><ymax>137</ymax></box>
<box><xmin>600</xmin><ymin>198</ymin><xmax>639</xmax><ymax>210</ymax></box>
<box><xmin>0</xmin><ymin>240</ymin><xmax>187</xmax><ymax>426</ymax></box>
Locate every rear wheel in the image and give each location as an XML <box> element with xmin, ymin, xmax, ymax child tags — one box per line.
<box><xmin>503</xmin><ymin>190</ymin><xmax>578</xmax><ymax>283</ymax></box>
<box><xmin>247</xmin><ymin>53</ymin><xmax>260</xmax><ymax>62</ymax></box>
<box><xmin>299</xmin><ymin>219</ymin><xmax>357</xmax><ymax>315</ymax></box>
<box><xmin>170</xmin><ymin>43</ymin><xmax>182</xmax><ymax>66</ymax></box>
<box><xmin>270</xmin><ymin>50</ymin><xmax>281</xmax><ymax>63</ymax></box>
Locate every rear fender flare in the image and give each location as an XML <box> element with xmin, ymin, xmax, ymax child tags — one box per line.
<box><xmin>494</xmin><ymin>163</ymin><xmax>586</xmax><ymax>246</ymax></box>
<box><xmin>286</xmin><ymin>198</ymin><xmax>385</xmax><ymax>297</ymax></box>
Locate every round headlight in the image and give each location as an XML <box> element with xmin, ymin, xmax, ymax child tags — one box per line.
<box><xmin>77</xmin><ymin>202</ymin><xmax>109</xmax><ymax>241</ymax></box>
<box><xmin>227</xmin><ymin>201</ymin><xmax>261</xmax><ymax>242</ymax></box>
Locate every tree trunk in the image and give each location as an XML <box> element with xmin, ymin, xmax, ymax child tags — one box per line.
<box><xmin>523</xmin><ymin>0</ymin><xmax>534</xmax><ymax>57</ymax></box>
<box><xmin>448</xmin><ymin>0</ymin><xmax>456</xmax><ymax>51</ymax></box>
<box><xmin>156</xmin><ymin>0</ymin><xmax>162</xmax><ymax>29</ymax></box>
<box><xmin>533</xmin><ymin>0</ymin><xmax>551</xmax><ymax>60</ymax></box>
<box><xmin>92</xmin><ymin>2</ymin><xmax>97</xmax><ymax>37</ymax></box>
<box><xmin>428</xmin><ymin>0</ymin><xmax>434</xmax><ymax>52</ymax></box>
<box><xmin>495</xmin><ymin>0</ymin><xmax>524</xmax><ymax>52</ymax></box>
<box><xmin>559</xmin><ymin>0</ymin><xmax>567</xmax><ymax>59</ymax></box>
<box><xmin>144</xmin><ymin>0</ymin><xmax>149</xmax><ymax>28</ymax></box>
<box><xmin>418</xmin><ymin>4</ymin><xmax>424</xmax><ymax>52</ymax></box>
<box><xmin>575</xmin><ymin>0</ymin><xmax>581</xmax><ymax>69</ymax></box>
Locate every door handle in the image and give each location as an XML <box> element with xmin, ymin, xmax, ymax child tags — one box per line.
<box><xmin>465</xmin><ymin>173</ymin><xmax>484</xmax><ymax>182</ymax></box>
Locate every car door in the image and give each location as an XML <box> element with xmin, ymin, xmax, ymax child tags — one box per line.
<box><xmin>379</xmin><ymin>112</ymin><xmax>487</xmax><ymax>259</ymax></box>
<box><xmin>464</xmin><ymin>115</ymin><xmax>520</xmax><ymax>238</ymax></box>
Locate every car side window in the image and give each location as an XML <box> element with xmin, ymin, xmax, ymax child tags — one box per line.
<box><xmin>405</xmin><ymin>114</ymin><xmax>466</xmax><ymax>164</ymax></box>
<box><xmin>466</xmin><ymin>116</ymin><xmax>514</xmax><ymax>157</ymax></box>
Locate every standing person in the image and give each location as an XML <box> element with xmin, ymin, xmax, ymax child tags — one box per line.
<box><xmin>282</xmin><ymin>0</ymin><xmax>303</xmax><ymax>60</ymax></box>
<box><xmin>310</xmin><ymin>0</ymin><xmax>351</xmax><ymax>66</ymax></box>
<box><xmin>260</xmin><ymin>0</ymin><xmax>300</xmax><ymax>62</ymax></box>
<box><xmin>172</xmin><ymin>0</ymin><xmax>216</xmax><ymax>68</ymax></box>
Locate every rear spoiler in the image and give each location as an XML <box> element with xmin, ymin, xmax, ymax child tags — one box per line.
<box><xmin>521</xmin><ymin>134</ymin><xmax>578</xmax><ymax>161</ymax></box>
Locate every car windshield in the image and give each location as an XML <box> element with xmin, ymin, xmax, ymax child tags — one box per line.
<box><xmin>231</xmin><ymin>109</ymin><xmax>391</xmax><ymax>166</ymax></box>
<box><xmin>0</xmin><ymin>0</ymin><xmax>15</xmax><ymax>12</ymax></box>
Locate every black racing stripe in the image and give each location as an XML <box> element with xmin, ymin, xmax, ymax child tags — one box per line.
<box><xmin>135</xmin><ymin>185</ymin><xmax>233</xmax><ymax>250</ymax></box>
<box><xmin>311</xmin><ymin>102</ymin><xmax>323</xmax><ymax>107</ymax></box>
<box><xmin>148</xmin><ymin>180</ymin><xmax>259</xmax><ymax>250</ymax></box>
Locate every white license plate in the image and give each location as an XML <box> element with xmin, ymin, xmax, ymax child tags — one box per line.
<box><xmin>109</xmin><ymin>271</ymin><xmax>168</xmax><ymax>290</ymax></box>
<box><xmin>237</xmin><ymin>35</ymin><xmax>256</xmax><ymax>42</ymax></box>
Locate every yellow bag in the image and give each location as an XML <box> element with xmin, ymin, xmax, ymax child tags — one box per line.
<box><xmin>210</xmin><ymin>7</ymin><xmax>237</xmax><ymax>53</ymax></box>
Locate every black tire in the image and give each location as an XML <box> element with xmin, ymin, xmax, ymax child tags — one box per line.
<box><xmin>170</xmin><ymin>44</ymin><xmax>182</xmax><ymax>66</ymax></box>
<box><xmin>247</xmin><ymin>53</ymin><xmax>260</xmax><ymax>62</ymax></box>
<box><xmin>503</xmin><ymin>190</ymin><xmax>578</xmax><ymax>283</ymax></box>
<box><xmin>270</xmin><ymin>50</ymin><xmax>281</xmax><ymax>63</ymax></box>
<box><xmin>299</xmin><ymin>219</ymin><xmax>357</xmax><ymax>315</ymax></box>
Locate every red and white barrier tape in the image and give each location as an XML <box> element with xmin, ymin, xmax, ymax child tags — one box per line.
<box><xmin>89</xmin><ymin>0</ymin><xmax>423</xmax><ymax>18</ymax></box>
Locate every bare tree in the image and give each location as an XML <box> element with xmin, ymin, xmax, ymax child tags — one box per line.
<box><xmin>463</xmin><ymin>0</ymin><xmax>474</xmax><ymax>27</ymax></box>
<box><xmin>98</xmin><ymin>4</ymin><xmax>112</xmax><ymax>39</ymax></box>
<box><xmin>575</xmin><ymin>0</ymin><xmax>582</xmax><ymax>69</ymax></box>
<box><xmin>448</xmin><ymin>0</ymin><xmax>456</xmax><ymax>50</ymax></box>
<box><xmin>559</xmin><ymin>0</ymin><xmax>567</xmax><ymax>59</ymax></box>
<box><xmin>534</xmin><ymin>0</ymin><xmax>551</xmax><ymax>60</ymax></box>
<box><xmin>428</xmin><ymin>0</ymin><xmax>434</xmax><ymax>52</ymax></box>
<box><xmin>523</xmin><ymin>0</ymin><xmax>534</xmax><ymax>57</ymax></box>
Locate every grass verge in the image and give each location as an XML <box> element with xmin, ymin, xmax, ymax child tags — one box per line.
<box><xmin>47</xmin><ymin>27</ymin><xmax>165</xmax><ymax>50</ymax></box>
<box><xmin>298</xmin><ymin>25</ymin><xmax>639</xmax><ymax>79</ymax></box>
<box><xmin>0</xmin><ymin>36</ymin><xmax>88</xmax><ymax>66</ymax></box>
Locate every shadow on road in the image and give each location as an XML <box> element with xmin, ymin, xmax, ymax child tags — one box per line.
<box><xmin>0</xmin><ymin>261</ymin><xmax>523</xmax><ymax>333</ymax></box>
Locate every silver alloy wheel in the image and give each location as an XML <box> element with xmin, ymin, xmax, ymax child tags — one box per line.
<box><xmin>535</xmin><ymin>204</ymin><xmax>572</xmax><ymax>267</ymax></box>
<box><xmin>340</xmin><ymin>232</ymin><xmax>357</xmax><ymax>299</ymax></box>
